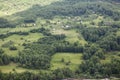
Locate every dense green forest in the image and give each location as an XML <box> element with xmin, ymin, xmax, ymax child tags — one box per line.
<box><xmin>0</xmin><ymin>0</ymin><xmax>120</xmax><ymax>80</ymax></box>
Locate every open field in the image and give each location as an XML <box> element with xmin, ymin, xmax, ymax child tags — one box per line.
<box><xmin>52</xmin><ymin>29</ymin><xmax>87</xmax><ymax>45</ymax></box>
<box><xmin>51</xmin><ymin>53</ymin><xmax>83</xmax><ymax>70</ymax></box>
<box><xmin>0</xmin><ymin>63</ymin><xmax>40</xmax><ymax>73</ymax></box>
<box><xmin>101</xmin><ymin>51</ymin><xmax>120</xmax><ymax>64</ymax></box>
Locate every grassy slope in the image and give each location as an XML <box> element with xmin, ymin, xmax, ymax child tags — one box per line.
<box><xmin>0</xmin><ymin>0</ymin><xmax>60</xmax><ymax>16</ymax></box>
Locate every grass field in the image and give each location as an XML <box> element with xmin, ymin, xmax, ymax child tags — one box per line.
<box><xmin>101</xmin><ymin>51</ymin><xmax>120</xmax><ymax>64</ymax></box>
<box><xmin>0</xmin><ymin>63</ymin><xmax>40</xmax><ymax>73</ymax></box>
<box><xmin>0</xmin><ymin>63</ymin><xmax>26</xmax><ymax>73</ymax></box>
<box><xmin>52</xmin><ymin>29</ymin><xmax>87</xmax><ymax>45</ymax></box>
<box><xmin>51</xmin><ymin>53</ymin><xmax>83</xmax><ymax>70</ymax></box>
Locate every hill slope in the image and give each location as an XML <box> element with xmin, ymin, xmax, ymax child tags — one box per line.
<box><xmin>0</xmin><ymin>0</ymin><xmax>61</xmax><ymax>16</ymax></box>
<box><xmin>0</xmin><ymin>0</ymin><xmax>120</xmax><ymax>80</ymax></box>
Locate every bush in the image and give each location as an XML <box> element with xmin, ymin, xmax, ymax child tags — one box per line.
<box><xmin>0</xmin><ymin>49</ymin><xmax>4</xmax><ymax>54</ymax></box>
<box><xmin>9</xmin><ymin>46</ymin><xmax>17</xmax><ymax>50</ymax></box>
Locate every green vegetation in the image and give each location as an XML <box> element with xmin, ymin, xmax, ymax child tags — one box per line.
<box><xmin>51</xmin><ymin>53</ymin><xmax>83</xmax><ymax>70</ymax></box>
<box><xmin>0</xmin><ymin>0</ymin><xmax>60</xmax><ymax>16</ymax></box>
<box><xmin>0</xmin><ymin>0</ymin><xmax>120</xmax><ymax>80</ymax></box>
<box><xmin>0</xmin><ymin>33</ymin><xmax>43</xmax><ymax>56</ymax></box>
<box><xmin>0</xmin><ymin>63</ymin><xmax>38</xmax><ymax>73</ymax></box>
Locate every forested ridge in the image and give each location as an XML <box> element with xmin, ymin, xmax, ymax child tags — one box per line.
<box><xmin>0</xmin><ymin>0</ymin><xmax>120</xmax><ymax>80</ymax></box>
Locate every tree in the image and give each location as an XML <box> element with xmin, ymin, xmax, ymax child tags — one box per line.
<box><xmin>0</xmin><ymin>49</ymin><xmax>4</xmax><ymax>54</ymax></box>
<box><xmin>9</xmin><ymin>46</ymin><xmax>17</xmax><ymax>50</ymax></box>
<box><xmin>0</xmin><ymin>18</ymin><xmax>15</xmax><ymax>28</ymax></box>
<box><xmin>61</xmin><ymin>58</ymin><xmax>65</xmax><ymax>62</ymax></box>
<box><xmin>2</xmin><ymin>54</ymin><xmax>10</xmax><ymax>65</ymax></box>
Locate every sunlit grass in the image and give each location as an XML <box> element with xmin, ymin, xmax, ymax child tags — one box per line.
<box><xmin>51</xmin><ymin>53</ymin><xmax>83</xmax><ymax>71</ymax></box>
<box><xmin>0</xmin><ymin>63</ymin><xmax>40</xmax><ymax>73</ymax></box>
<box><xmin>0</xmin><ymin>0</ymin><xmax>60</xmax><ymax>16</ymax></box>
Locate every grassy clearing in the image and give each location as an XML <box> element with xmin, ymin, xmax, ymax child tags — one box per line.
<box><xmin>65</xmin><ymin>30</ymin><xmax>87</xmax><ymax>45</ymax></box>
<box><xmin>101</xmin><ymin>51</ymin><xmax>120</xmax><ymax>64</ymax></box>
<box><xmin>52</xmin><ymin>29</ymin><xmax>87</xmax><ymax>45</ymax></box>
<box><xmin>51</xmin><ymin>53</ymin><xmax>83</xmax><ymax>70</ymax></box>
<box><xmin>0</xmin><ymin>63</ymin><xmax>40</xmax><ymax>73</ymax></box>
<box><xmin>0</xmin><ymin>63</ymin><xmax>26</xmax><ymax>73</ymax></box>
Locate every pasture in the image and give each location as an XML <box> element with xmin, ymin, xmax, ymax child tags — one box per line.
<box><xmin>51</xmin><ymin>53</ymin><xmax>83</xmax><ymax>70</ymax></box>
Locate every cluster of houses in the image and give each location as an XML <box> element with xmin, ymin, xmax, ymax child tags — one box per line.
<box><xmin>20</xmin><ymin>16</ymin><xmax>84</xmax><ymax>30</ymax></box>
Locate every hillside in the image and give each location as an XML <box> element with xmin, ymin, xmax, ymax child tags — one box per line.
<box><xmin>0</xmin><ymin>0</ymin><xmax>120</xmax><ymax>80</ymax></box>
<box><xmin>0</xmin><ymin>0</ymin><xmax>60</xmax><ymax>16</ymax></box>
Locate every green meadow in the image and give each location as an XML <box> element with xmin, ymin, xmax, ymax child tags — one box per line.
<box><xmin>51</xmin><ymin>53</ymin><xmax>83</xmax><ymax>70</ymax></box>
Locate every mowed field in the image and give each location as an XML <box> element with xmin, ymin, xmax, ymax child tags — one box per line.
<box><xmin>51</xmin><ymin>53</ymin><xmax>83</xmax><ymax>70</ymax></box>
